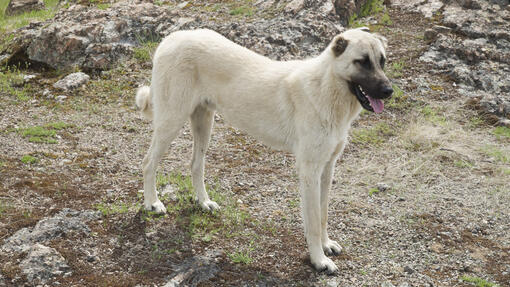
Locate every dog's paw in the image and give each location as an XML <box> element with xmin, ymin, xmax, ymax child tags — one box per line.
<box><xmin>323</xmin><ymin>239</ymin><xmax>342</xmax><ymax>256</ymax></box>
<box><xmin>199</xmin><ymin>200</ymin><xmax>220</xmax><ymax>212</ymax></box>
<box><xmin>145</xmin><ymin>200</ymin><xmax>167</xmax><ymax>214</ymax></box>
<box><xmin>311</xmin><ymin>256</ymin><xmax>338</xmax><ymax>275</ymax></box>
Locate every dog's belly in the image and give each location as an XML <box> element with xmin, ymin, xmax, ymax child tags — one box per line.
<box><xmin>217</xmin><ymin>107</ymin><xmax>294</xmax><ymax>152</ymax></box>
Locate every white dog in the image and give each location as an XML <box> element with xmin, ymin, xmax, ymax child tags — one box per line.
<box><xmin>136</xmin><ymin>28</ymin><xmax>392</xmax><ymax>273</ymax></box>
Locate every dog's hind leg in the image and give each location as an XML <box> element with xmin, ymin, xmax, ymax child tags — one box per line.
<box><xmin>190</xmin><ymin>104</ymin><xmax>219</xmax><ymax>211</ymax></box>
<box><xmin>320</xmin><ymin>141</ymin><xmax>346</xmax><ymax>256</ymax></box>
<box><xmin>142</xmin><ymin>119</ymin><xmax>185</xmax><ymax>213</ymax></box>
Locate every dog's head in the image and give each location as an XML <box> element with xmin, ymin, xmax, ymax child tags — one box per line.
<box><xmin>329</xmin><ymin>27</ymin><xmax>393</xmax><ymax>114</ymax></box>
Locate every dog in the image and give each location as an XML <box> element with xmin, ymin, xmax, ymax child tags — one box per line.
<box><xmin>135</xmin><ymin>27</ymin><xmax>392</xmax><ymax>273</ymax></box>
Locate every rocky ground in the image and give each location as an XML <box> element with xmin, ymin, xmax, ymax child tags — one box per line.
<box><xmin>1</xmin><ymin>0</ymin><xmax>509</xmax><ymax>286</ymax></box>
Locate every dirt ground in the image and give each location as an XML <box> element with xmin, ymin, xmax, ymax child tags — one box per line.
<box><xmin>1</xmin><ymin>3</ymin><xmax>509</xmax><ymax>287</ymax></box>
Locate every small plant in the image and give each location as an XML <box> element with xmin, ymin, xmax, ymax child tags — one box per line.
<box><xmin>0</xmin><ymin>200</ymin><xmax>10</xmax><ymax>218</ymax></box>
<box><xmin>460</xmin><ymin>275</ymin><xmax>499</xmax><ymax>287</ymax></box>
<box><xmin>493</xmin><ymin>126</ymin><xmax>510</xmax><ymax>140</ymax></box>
<box><xmin>420</xmin><ymin>105</ymin><xmax>447</xmax><ymax>126</ymax></box>
<box><xmin>18</xmin><ymin>121</ymin><xmax>71</xmax><ymax>144</ymax></box>
<box><xmin>229</xmin><ymin>6</ymin><xmax>254</xmax><ymax>16</ymax></box>
<box><xmin>454</xmin><ymin>159</ymin><xmax>474</xmax><ymax>169</ymax></box>
<box><xmin>133</xmin><ymin>41</ymin><xmax>158</xmax><ymax>62</ymax></box>
<box><xmin>482</xmin><ymin>145</ymin><xmax>509</xmax><ymax>164</ymax></box>
<box><xmin>386</xmin><ymin>84</ymin><xmax>408</xmax><ymax>110</ymax></box>
<box><xmin>387</xmin><ymin>60</ymin><xmax>406</xmax><ymax>78</ymax></box>
<box><xmin>96</xmin><ymin>202</ymin><xmax>130</xmax><ymax>216</ymax></box>
<box><xmin>351</xmin><ymin>122</ymin><xmax>395</xmax><ymax>146</ymax></box>
<box><xmin>228</xmin><ymin>244</ymin><xmax>255</xmax><ymax>264</ymax></box>
<box><xmin>468</xmin><ymin>116</ymin><xmax>484</xmax><ymax>128</ymax></box>
<box><xmin>368</xmin><ymin>188</ymin><xmax>379</xmax><ymax>196</ymax></box>
<box><xmin>21</xmin><ymin>155</ymin><xmax>38</xmax><ymax>164</ymax></box>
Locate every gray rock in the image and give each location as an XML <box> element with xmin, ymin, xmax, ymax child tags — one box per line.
<box><xmin>381</xmin><ymin>282</ymin><xmax>396</xmax><ymax>287</ymax></box>
<box><xmin>285</xmin><ymin>0</ymin><xmax>305</xmax><ymax>13</ymax></box>
<box><xmin>4</xmin><ymin>0</ymin><xmax>375</xmax><ymax>70</ymax></box>
<box><xmin>424</xmin><ymin>29</ymin><xmax>438</xmax><ymax>41</ymax></box>
<box><xmin>5</xmin><ymin>0</ymin><xmax>44</xmax><ymax>16</ymax></box>
<box><xmin>163</xmin><ymin>249</ymin><xmax>223</xmax><ymax>287</ymax></box>
<box><xmin>53</xmin><ymin>72</ymin><xmax>90</xmax><ymax>91</ymax></box>
<box><xmin>20</xmin><ymin>244</ymin><xmax>71</xmax><ymax>283</ymax></box>
<box><xmin>413</xmin><ymin>0</ymin><xmax>510</xmax><ymax>121</ymax></box>
<box><xmin>2</xmin><ymin>208</ymin><xmax>100</xmax><ymax>253</ymax></box>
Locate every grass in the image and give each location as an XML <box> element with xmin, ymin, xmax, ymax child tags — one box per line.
<box><xmin>420</xmin><ymin>105</ymin><xmax>447</xmax><ymax>126</ymax></box>
<box><xmin>0</xmin><ymin>66</ymin><xmax>33</xmax><ymax>102</ymax></box>
<box><xmin>20</xmin><ymin>154</ymin><xmax>38</xmax><ymax>164</ymax></box>
<box><xmin>387</xmin><ymin>60</ymin><xmax>406</xmax><ymax>78</ymax></box>
<box><xmin>348</xmin><ymin>0</ymin><xmax>391</xmax><ymax>29</ymax></box>
<box><xmin>133</xmin><ymin>41</ymin><xmax>158</xmax><ymax>62</ymax></box>
<box><xmin>481</xmin><ymin>145</ymin><xmax>509</xmax><ymax>164</ymax></box>
<box><xmin>17</xmin><ymin>121</ymin><xmax>71</xmax><ymax>144</ymax></box>
<box><xmin>156</xmin><ymin>172</ymin><xmax>256</xmax><ymax>252</ymax></box>
<box><xmin>0</xmin><ymin>200</ymin><xmax>11</xmax><ymax>218</ymax></box>
<box><xmin>460</xmin><ymin>275</ymin><xmax>499</xmax><ymax>287</ymax></box>
<box><xmin>493</xmin><ymin>126</ymin><xmax>510</xmax><ymax>140</ymax></box>
<box><xmin>0</xmin><ymin>0</ymin><xmax>59</xmax><ymax>32</ymax></box>
<box><xmin>386</xmin><ymin>84</ymin><xmax>408</xmax><ymax>110</ymax></box>
<box><xmin>96</xmin><ymin>202</ymin><xmax>130</xmax><ymax>216</ymax></box>
<box><xmin>229</xmin><ymin>5</ymin><xmax>254</xmax><ymax>16</ymax></box>
<box><xmin>228</xmin><ymin>246</ymin><xmax>254</xmax><ymax>264</ymax></box>
<box><xmin>351</xmin><ymin>122</ymin><xmax>396</xmax><ymax>146</ymax></box>
<box><xmin>368</xmin><ymin>188</ymin><xmax>379</xmax><ymax>196</ymax></box>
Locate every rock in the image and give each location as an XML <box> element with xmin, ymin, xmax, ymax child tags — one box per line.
<box><xmin>334</xmin><ymin>0</ymin><xmax>370</xmax><ymax>23</ymax></box>
<box><xmin>1</xmin><ymin>208</ymin><xmax>100</xmax><ymax>253</ymax></box>
<box><xmin>391</xmin><ymin>0</ymin><xmax>443</xmax><ymax>18</ymax></box>
<box><xmin>176</xmin><ymin>1</ymin><xmax>189</xmax><ymax>9</ymax></box>
<box><xmin>163</xmin><ymin>249</ymin><xmax>223</xmax><ymax>287</ymax></box>
<box><xmin>20</xmin><ymin>244</ymin><xmax>71</xmax><ymax>283</ymax></box>
<box><xmin>285</xmin><ymin>0</ymin><xmax>305</xmax><ymax>14</ymax></box>
<box><xmin>403</xmin><ymin>266</ymin><xmax>414</xmax><ymax>274</ymax></box>
<box><xmin>53</xmin><ymin>72</ymin><xmax>90</xmax><ymax>91</ymax></box>
<box><xmin>381</xmin><ymin>282</ymin><xmax>396</xmax><ymax>287</ymax></box>
<box><xmin>377</xmin><ymin>182</ymin><xmax>390</xmax><ymax>192</ymax></box>
<box><xmin>5</xmin><ymin>0</ymin><xmax>45</xmax><ymax>16</ymax></box>
<box><xmin>424</xmin><ymin>29</ymin><xmax>438</xmax><ymax>41</ymax></box>
<box><xmin>4</xmin><ymin>0</ymin><xmax>376</xmax><ymax>70</ymax></box>
<box><xmin>412</xmin><ymin>0</ymin><xmax>510</xmax><ymax>122</ymax></box>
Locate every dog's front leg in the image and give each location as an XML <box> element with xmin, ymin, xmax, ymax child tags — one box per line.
<box><xmin>298</xmin><ymin>158</ymin><xmax>338</xmax><ymax>274</ymax></box>
<box><xmin>320</xmin><ymin>142</ymin><xmax>345</xmax><ymax>256</ymax></box>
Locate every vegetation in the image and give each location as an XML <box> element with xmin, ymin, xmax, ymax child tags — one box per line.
<box><xmin>351</xmin><ymin>122</ymin><xmax>396</xmax><ymax>146</ymax></box>
<box><xmin>20</xmin><ymin>154</ymin><xmax>38</xmax><ymax>164</ymax></box>
<box><xmin>17</xmin><ymin>122</ymin><xmax>71</xmax><ymax>144</ymax></box>
<box><xmin>460</xmin><ymin>276</ymin><xmax>500</xmax><ymax>287</ymax></box>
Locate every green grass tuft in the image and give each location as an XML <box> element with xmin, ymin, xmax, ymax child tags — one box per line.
<box><xmin>493</xmin><ymin>126</ymin><xmax>510</xmax><ymax>140</ymax></box>
<box><xmin>351</xmin><ymin>122</ymin><xmax>395</xmax><ymax>146</ymax></box>
<box><xmin>21</xmin><ymin>154</ymin><xmax>37</xmax><ymax>164</ymax></box>
<box><xmin>17</xmin><ymin>121</ymin><xmax>71</xmax><ymax>144</ymax></box>
<box><xmin>460</xmin><ymin>275</ymin><xmax>499</xmax><ymax>287</ymax></box>
<box><xmin>229</xmin><ymin>6</ymin><xmax>254</xmax><ymax>16</ymax></box>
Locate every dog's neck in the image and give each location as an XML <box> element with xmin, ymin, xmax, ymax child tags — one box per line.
<box><xmin>304</xmin><ymin>54</ymin><xmax>362</xmax><ymax>131</ymax></box>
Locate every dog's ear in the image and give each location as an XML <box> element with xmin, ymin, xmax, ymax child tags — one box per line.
<box><xmin>332</xmin><ymin>36</ymin><xmax>349</xmax><ymax>57</ymax></box>
<box><xmin>375</xmin><ymin>34</ymin><xmax>388</xmax><ymax>50</ymax></box>
<box><xmin>356</xmin><ymin>26</ymin><xmax>370</xmax><ymax>32</ymax></box>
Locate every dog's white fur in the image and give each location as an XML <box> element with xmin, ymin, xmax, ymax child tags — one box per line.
<box><xmin>136</xmin><ymin>28</ymin><xmax>387</xmax><ymax>273</ymax></box>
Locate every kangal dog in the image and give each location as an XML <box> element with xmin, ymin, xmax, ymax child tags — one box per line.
<box><xmin>136</xmin><ymin>28</ymin><xmax>393</xmax><ymax>273</ymax></box>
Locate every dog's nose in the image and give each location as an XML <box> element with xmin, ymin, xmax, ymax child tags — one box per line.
<box><xmin>382</xmin><ymin>86</ymin><xmax>393</xmax><ymax>98</ymax></box>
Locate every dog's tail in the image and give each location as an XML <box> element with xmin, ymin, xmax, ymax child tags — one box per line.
<box><xmin>135</xmin><ymin>86</ymin><xmax>153</xmax><ymax>121</ymax></box>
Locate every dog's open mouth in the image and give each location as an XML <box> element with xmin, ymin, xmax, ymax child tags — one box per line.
<box><xmin>349</xmin><ymin>83</ymin><xmax>384</xmax><ymax>114</ymax></box>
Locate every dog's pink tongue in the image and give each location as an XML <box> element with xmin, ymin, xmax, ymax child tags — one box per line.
<box><xmin>367</xmin><ymin>96</ymin><xmax>384</xmax><ymax>114</ymax></box>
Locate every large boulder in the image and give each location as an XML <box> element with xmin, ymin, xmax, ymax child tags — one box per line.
<box><xmin>393</xmin><ymin>0</ymin><xmax>510</xmax><ymax>123</ymax></box>
<box><xmin>5</xmin><ymin>0</ymin><xmax>45</xmax><ymax>16</ymax></box>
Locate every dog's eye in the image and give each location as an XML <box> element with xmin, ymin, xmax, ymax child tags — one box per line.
<box><xmin>380</xmin><ymin>57</ymin><xmax>386</xmax><ymax>69</ymax></box>
<box><xmin>354</xmin><ymin>57</ymin><xmax>372</xmax><ymax>70</ymax></box>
